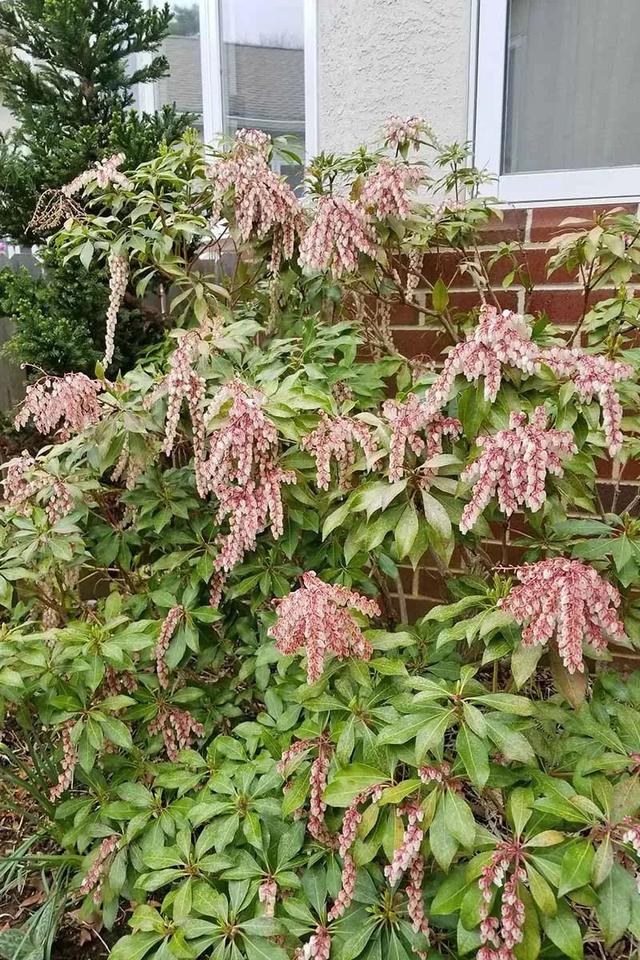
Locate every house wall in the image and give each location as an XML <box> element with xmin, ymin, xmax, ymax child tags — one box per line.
<box><xmin>316</xmin><ymin>0</ymin><xmax>471</xmax><ymax>154</ymax></box>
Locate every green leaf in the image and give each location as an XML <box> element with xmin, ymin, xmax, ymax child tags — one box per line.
<box><xmin>100</xmin><ymin>716</ymin><xmax>133</xmax><ymax>750</ymax></box>
<box><xmin>324</xmin><ymin>764</ymin><xmax>386</xmax><ymax>807</ymax></box>
<box><xmin>431</xmin><ymin>278</ymin><xmax>450</xmax><ymax>312</ymax></box>
<box><xmin>243</xmin><ymin>938</ymin><xmax>288</xmax><ymax>960</ymax></box>
<box><xmin>541</xmin><ymin>900</ymin><xmax>584</xmax><ymax>960</ymax></box>
<box><xmin>430</xmin><ymin>866</ymin><xmax>472</xmax><ymax>915</ymax></box>
<box><xmin>108</xmin><ymin>933</ymin><xmax>164</xmax><ymax>960</ymax></box>
<box><xmin>395</xmin><ymin>503</ymin><xmax>419</xmax><ymax>558</ymax></box>
<box><xmin>596</xmin><ymin>862</ymin><xmax>634</xmax><ymax>947</ymax></box>
<box><xmin>429</xmin><ymin>797</ymin><xmax>458</xmax><ymax>871</ymax></box>
<box><xmin>414</xmin><ymin>709</ymin><xmax>454</xmax><ymax>762</ymax></box>
<box><xmin>421</xmin><ymin>490</ymin><xmax>451</xmax><ymax>539</ymax></box>
<box><xmin>507</xmin><ymin>787</ymin><xmax>533</xmax><ymax>837</ymax></box>
<box><xmin>457</xmin><ymin>727</ymin><xmax>489</xmax><ymax>788</ymax></box>
<box><xmin>445</xmin><ymin>790</ymin><xmax>476</xmax><ymax>848</ymax></box>
<box><xmin>525</xmin><ymin>862</ymin><xmax>556</xmax><ymax>916</ymax></box>
<box><xmin>558</xmin><ymin>840</ymin><xmax>594</xmax><ymax>896</ymax></box>
<box><xmin>511</xmin><ymin>642</ymin><xmax>543</xmax><ymax>688</ymax></box>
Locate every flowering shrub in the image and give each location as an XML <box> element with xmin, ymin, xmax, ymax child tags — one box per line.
<box><xmin>0</xmin><ymin>125</ymin><xmax>639</xmax><ymax>960</ymax></box>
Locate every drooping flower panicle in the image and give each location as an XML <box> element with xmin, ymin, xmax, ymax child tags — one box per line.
<box><xmin>499</xmin><ymin>557</ymin><xmax>625</xmax><ymax>673</ymax></box>
<box><xmin>427</xmin><ymin>306</ymin><xmax>539</xmax><ymax>409</ymax></box>
<box><xmin>155</xmin><ymin>605</ymin><xmax>184</xmax><ymax>688</ymax></box>
<box><xmin>478</xmin><ymin>841</ymin><xmax>527</xmax><ymax>960</ymax></box>
<box><xmin>200</xmin><ymin>379</ymin><xmax>295</xmax><ymax>595</ymax></box>
<box><xmin>149</xmin><ymin>706</ymin><xmax>204</xmax><ymax>761</ymax></box>
<box><xmin>302</xmin><ymin>412</ymin><xmax>379</xmax><ymax>489</ymax></box>
<box><xmin>384</xmin><ymin>803</ymin><xmax>424</xmax><ymax>886</ymax></box>
<box><xmin>382</xmin><ymin>393</ymin><xmax>461</xmax><ymax>484</ymax></box>
<box><xmin>207</xmin><ymin>129</ymin><xmax>303</xmax><ymax>272</ymax></box>
<box><xmin>299</xmin><ymin>196</ymin><xmax>377</xmax><ymax>278</ymax></box>
<box><xmin>62</xmin><ymin>153</ymin><xmax>132</xmax><ymax>197</ymax></box>
<box><xmin>383</xmin><ymin>115</ymin><xmax>431</xmax><ymax>150</ymax></box>
<box><xmin>542</xmin><ymin>347</ymin><xmax>633</xmax><ymax>456</ymax></box>
<box><xmin>104</xmin><ymin>253</ymin><xmax>129</xmax><ymax>367</ymax></box>
<box><xmin>50</xmin><ymin>722</ymin><xmax>77</xmax><ymax>800</ymax></box>
<box><xmin>79</xmin><ymin>835</ymin><xmax>119</xmax><ymax>902</ymax></box>
<box><xmin>359</xmin><ymin>161</ymin><xmax>422</xmax><ymax>219</ymax></box>
<box><xmin>15</xmin><ymin>373</ymin><xmax>102</xmax><ymax>439</ymax></box>
<box><xmin>459</xmin><ymin>407</ymin><xmax>576</xmax><ymax>533</ymax></box>
<box><xmin>269</xmin><ymin>571</ymin><xmax>380</xmax><ymax>682</ymax></box>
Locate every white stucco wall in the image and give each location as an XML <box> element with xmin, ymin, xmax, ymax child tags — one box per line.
<box><xmin>317</xmin><ymin>0</ymin><xmax>471</xmax><ymax>154</ymax></box>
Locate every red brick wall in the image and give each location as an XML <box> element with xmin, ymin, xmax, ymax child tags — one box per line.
<box><xmin>389</xmin><ymin>203</ymin><xmax>640</xmax><ymax>617</ymax></box>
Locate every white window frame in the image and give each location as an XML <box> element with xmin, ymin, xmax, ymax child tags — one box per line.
<box><xmin>139</xmin><ymin>0</ymin><xmax>318</xmax><ymax>161</ymax></box>
<box><xmin>473</xmin><ymin>0</ymin><xmax>640</xmax><ymax>205</ymax></box>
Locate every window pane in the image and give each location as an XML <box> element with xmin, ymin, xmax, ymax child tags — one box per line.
<box><xmin>503</xmin><ymin>0</ymin><xmax>640</xmax><ymax>174</ymax></box>
<box><xmin>154</xmin><ymin>2</ymin><xmax>203</xmax><ymax>126</ymax></box>
<box><xmin>219</xmin><ymin>0</ymin><xmax>305</xmax><ymax>161</ymax></box>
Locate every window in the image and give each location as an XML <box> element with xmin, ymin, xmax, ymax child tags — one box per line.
<box><xmin>139</xmin><ymin>0</ymin><xmax>317</xmax><ymax>162</ymax></box>
<box><xmin>474</xmin><ymin>0</ymin><xmax>640</xmax><ymax>203</ymax></box>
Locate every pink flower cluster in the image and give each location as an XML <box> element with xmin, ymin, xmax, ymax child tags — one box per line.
<box><xmin>418</xmin><ymin>761</ymin><xmax>461</xmax><ymax>791</ymax></box>
<box><xmin>149</xmin><ymin>706</ymin><xmax>204</xmax><ymax>761</ymax></box>
<box><xmin>295</xmin><ymin>925</ymin><xmax>331</xmax><ymax>960</ymax></box>
<box><xmin>542</xmin><ymin>348</ymin><xmax>633</xmax><ymax>456</ymax></box>
<box><xmin>277</xmin><ymin>738</ymin><xmax>337</xmax><ymax>848</ymax></box>
<box><xmin>269</xmin><ymin>571</ymin><xmax>380</xmax><ymax>682</ymax></box>
<box><xmin>155</xmin><ymin>605</ymin><xmax>184</xmax><ymax>688</ymax></box>
<box><xmin>2</xmin><ymin>453</ymin><xmax>41</xmax><ymax>512</ymax></box>
<box><xmin>360</xmin><ymin>161</ymin><xmax>422</xmax><ymax>219</ymax></box>
<box><xmin>499</xmin><ymin>557</ymin><xmax>625</xmax><ymax>674</ymax></box>
<box><xmin>302</xmin><ymin>412</ymin><xmax>378</xmax><ymax>489</ymax></box>
<box><xmin>200</xmin><ymin>379</ymin><xmax>295</xmax><ymax>596</ymax></box>
<box><xmin>429</xmin><ymin>307</ymin><xmax>538</xmax><ymax>408</ymax></box>
<box><xmin>277</xmin><ymin>737</ymin><xmax>316</xmax><ymax>776</ymax></box>
<box><xmin>382</xmin><ymin>393</ymin><xmax>461</xmax><ymax>484</ymax></box>
<box><xmin>384</xmin><ymin>804</ymin><xmax>424</xmax><ymax>886</ymax></box>
<box><xmin>104</xmin><ymin>253</ymin><xmax>129</xmax><ymax>367</ymax></box>
<box><xmin>104</xmin><ymin>666</ymin><xmax>138</xmax><ymax>696</ymax></box>
<box><xmin>79</xmin><ymin>835</ymin><xmax>119</xmax><ymax>902</ymax></box>
<box><xmin>151</xmin><ymin>332</ymin><xmax>207</xmax><ymax>473</ymax></box>
<box><xmin>50</xmin><ymin>722</ymin><xmax>77</xmax><ymax>800</ymax></box>
<box><xmin>478</xmin><ymin>841</ymin><xmax>526</xmax><ymax>960</ymax></box>
<box><xmin>384</xmin><ymin>115</ymin><xmax>429</xmax><ymax>149</ymax></box>
<box><xmin>307</xmin><ymin>750</ymin><xmax>337</xmax><ymax>848</ymax></box>
<box><xmin>417</xmin><ymin>305</ymin><xmax>631</xmax><ymax>458</ymax></box>
<box><xmin>62</xmin><ymin>153</ymin><xmax>132</xmax><ymax>197</ymax></box>
<box><xmin>622</xmin><ymin>818</ymin><xmax>640</xmax><ymax>855</ymax></box>
<box><xmin>1</xmin><ymin>454</ymin><xmax>74</xmax><ymax>523</ymax></box>
<box><xmin>207</xmin><ymin>130</ymin><xmax>303</xmax><ymax>272</ymax></box>
<box><xmin>15</xmin><ymin>373</ymin><xmax>102</xmax><ymax>439</ymax></box>
<box><xmin>459</xmin><ymin>407</ymin><xmax>576</xmax><ymax>533</ymax></box>
<box><xmin>299</xmin><ymin>196</ymin><xmax>377</xmax><ymax>278</ymax></box>
<box><xmin>328</xmin><ymin>783</ymin><xmax>384</xmax><ymax>921</ymax></box>
<box><xmin>406</xmin><ymin>855</ymin><xmax>430</xmax><ymax>940</ymax></box>
<box><xmin>258</xmin><ymin>877</ymin><xmax>278</xmax><ymax>916</ymax></box>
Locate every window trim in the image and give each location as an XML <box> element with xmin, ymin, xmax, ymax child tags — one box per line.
<box><xmin>141</xmin><ymin>0</ymin><xmax>317</xmax><ymax>160</ymax></box>
<box><xmin>473</xmin><ymin>0</ymin><xmax>640</xmax><ymax>204</ymax></box>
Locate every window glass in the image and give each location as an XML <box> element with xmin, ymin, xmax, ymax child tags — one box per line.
<box><xmin>219</xmin><ymin>0</ymin><xmax>305</xmax><ymax>164</ymax></box>
<box><xmin>153</xmin><ymin>2</ymin><xmax>203</xmax><ymax>128</ymax></box>
<box><xmin>503</xmin><ymin>0</ymin><xmax>640</xmax><ymax>174</ymax></box>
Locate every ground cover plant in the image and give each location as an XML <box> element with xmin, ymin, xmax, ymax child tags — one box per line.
<box><xmin>0</xmin><ymin>121</ymin><xmax>640</xmax><ymax>960</ymax></box>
